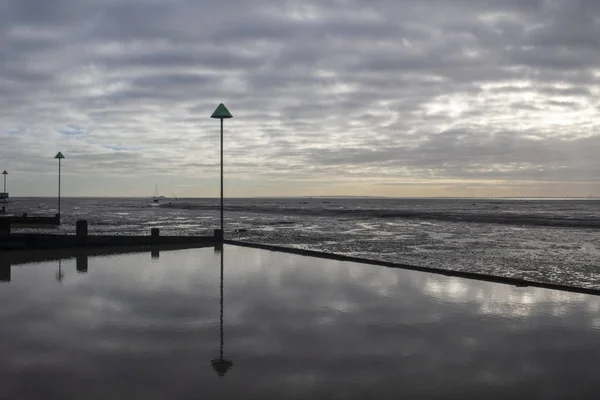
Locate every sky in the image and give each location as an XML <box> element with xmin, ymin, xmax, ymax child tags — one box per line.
<box><xmin>2</xmin><ymin>0</ymin><xmax>600</xmax><ymax>198</ymax></box>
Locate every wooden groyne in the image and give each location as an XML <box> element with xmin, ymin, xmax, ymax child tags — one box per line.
<box><xmin>0</xmin><ymin>219</ymin><xmax>219</xmax><ymax>251</ymax></box>
<box><xmin>1</xmin><ymin>233</ymin><xmax>218</xmax><ymax>251</ymax></box>
<box><xmin>0</xmin><ymin>213</ymin><xmax>60</xmax><ymax>227</ymax></box>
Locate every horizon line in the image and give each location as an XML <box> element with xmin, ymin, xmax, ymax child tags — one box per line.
<box><xmin>6</xmin><ymin>195</ymin><xmax>600</xmax><ymax>200</ymax></box>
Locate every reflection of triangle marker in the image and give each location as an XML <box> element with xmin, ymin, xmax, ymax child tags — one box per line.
<box><xmin>211</xmin><ymin>246</ymin><xmax>233</xmax><ymax>377</ymax></box>
<box><xmin>211</xmin><ymin>358</ymin><xmax>233</xmax><ymax>378</ymax></box>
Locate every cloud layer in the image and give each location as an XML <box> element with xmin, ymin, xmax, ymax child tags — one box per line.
<box><xmin>1</xmin><ymin>0</ymin><xmax>600</xmax><ymax>196</ymax></box>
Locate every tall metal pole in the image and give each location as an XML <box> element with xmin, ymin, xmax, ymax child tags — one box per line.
<box><xmin>220</xmin><ymin>117</ymin><xmax>224</xmax><ymax>235</ymax></box>
<box><xmin>58</xmin><ymin>158</ymin><xmax>61</xmax><ymax>218</ymax></box>
<box><xmin>54</xmin><ymin>152</ymin><xmax>65</xmax><ymax>223</ymax></box>
<box><xmin>211</xmin><ymin>103</ymin><xmax>232</xmax><ymax>240</ymax></box>
<box><xmin>2</xmin><ymin>172</ymin><xmax>6</xmax><ymax>210</ymax></box>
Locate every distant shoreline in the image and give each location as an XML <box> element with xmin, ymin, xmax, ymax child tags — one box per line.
<box><xmin>6</xmin><ymin>196</ymin><xmax>600</xmax><ymax>200</ymax></box>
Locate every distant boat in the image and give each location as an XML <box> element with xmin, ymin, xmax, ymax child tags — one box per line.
<box><xmin>149</xmin><ymin>184</ymin><xmax>174</xmax><ymax>206</ymax></box>
<box><xmin>150</xmin><ymin>184</ymin><xmax>162</xmax><ymax>206</ymax></box>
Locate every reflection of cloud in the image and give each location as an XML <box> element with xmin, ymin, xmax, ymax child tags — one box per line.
<box><xmin>419</xmin><ymin>273</ymin><xmax>598</xmax><ymax>319</ymax></box>
<box><xmin>0</xmin><ymin>245</ymin><xmax>599</xmax><ymax>398</ymax></box>
<box><xmin>228</xmin><ymin>246</ymin><xmax>600</xmax><ymax>322</ymax></box>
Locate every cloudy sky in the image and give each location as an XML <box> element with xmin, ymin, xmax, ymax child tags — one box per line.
<box><xmin>2</xmin><ymin>0</ymin><xmax>600</xmax><ymax>197</ymax></box>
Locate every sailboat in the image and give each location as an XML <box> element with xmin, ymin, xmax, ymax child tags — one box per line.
<box><xmin>148</xmin><ymin>184</ymin><xmax>177</xmax><ymax>207</ymax></box>
<box><xmin>150</xmin><ymin>184</ymin><xmax>162</xmax><ymax>206</ymax></box>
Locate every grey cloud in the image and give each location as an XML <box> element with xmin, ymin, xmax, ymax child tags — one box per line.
<box><xmin>301</xmin><ymin>131</ymin><xmax>600</xmax><ymax>181</ymax></box>
<box><xmin>2</xmin><ymin>0</ymin><xmax>600</xmax><ymax>195</ymax></box>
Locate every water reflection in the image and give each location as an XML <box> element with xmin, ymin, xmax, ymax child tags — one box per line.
<box><xmin>0</xmin><ymin>244</ymin><xmax>212</xmax><ymax>284</ymax></box>
<box><xmin>76</xmin><ymin>254</ymin><xmax>88</xmax><ymax>274</ymax></box>
<box><xmin>211</xmin><ymin>245</ymin><xmax>233</xmax><ymax>377</ymax></box>
<box><xmin>0</xmin><ymin>245</ymin><xmax>599</xmax><ymax>398</ymax></box>
<box><xmin>0</xmin><ymin>258</ymin><xmax>10</xmax><ymax>283</ymax></box>
<box><xmin>55</xmin><ymin>259</ymin><xmax>64</xmax><ymax>282</ymax></box>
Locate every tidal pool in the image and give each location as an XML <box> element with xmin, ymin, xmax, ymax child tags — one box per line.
<box><xmin>0</xmin><ymin>245</ymin><xmax>599</xmax><ymax>399</ymax></box>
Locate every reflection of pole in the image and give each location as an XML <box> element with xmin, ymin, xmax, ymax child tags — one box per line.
<box><xmin>219</xmin><ymin>248</ymin><xmax>224</xmax><ymax>359</ymax></box>
<box><xmin>211</xmin><ymin>245</ymin><xmax>233</xmax><ymax>377</ymax></box>
<box><xmin>56</xmin><ymin>259</ymin><xmax>64</xmax><ymax>282</ymax></box>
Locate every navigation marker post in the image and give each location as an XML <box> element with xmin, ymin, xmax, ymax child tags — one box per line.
<box><xmin>1</xmin><ymin>171</ymin><xmax>7</xmax><ymax>212</ymax></box>
<box><xmin>55</xmin><ymin>152</ymin><xmax>65</xmax><ymax>224</ymax></box>
<box><xmin>210</xmin><ymin>103</ymin><xmax>233</xmax><ymax>241</ymax></box>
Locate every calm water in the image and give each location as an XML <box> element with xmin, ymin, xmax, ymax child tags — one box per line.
<box><xmin>6</xmin><ymin>197</ymin><xmax>600</xmax><ymax>289</ymax></box>
<box><xmin>1</xmin><ymin>245</ymin><xmax>599</xmax><ymax>399</ymax></box>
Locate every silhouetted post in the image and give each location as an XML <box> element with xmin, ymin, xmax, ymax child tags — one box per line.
<box><xmin>54</xmin><ymin>152</ymin><xmax>65</xmax><ymax>223</ymax></box>
<box><xmin>76</xmin><ymin>220</ymin><xmax>88</xmax><ymax>235</ymax></box>
<box><xmin>211</xmin><ymin>246</ymin><xmax>233</xmax><ymax>377</ymax></box>
<box><xmin>0</xmin><ymin>219</ymin><xmax>9</xmax><ymax>235</ymax></box>
<box><xmin>76</xmin><ymin>220</ymin><xmax>88</xmax><ymax>245</ymax></box>
<box><xmin>211</xmin><ymin>103</ymin><xmax>233</xmax><ymax>241</ymax></box>
<box><xmin>151</xmin><ymin>228</ymin><xmax>160</xmax><ymax>237</ymax></box>
<box><xmin>151</xmin><ymin>249</ymin><xmax>160</xmax><ymax>260</ymax></box>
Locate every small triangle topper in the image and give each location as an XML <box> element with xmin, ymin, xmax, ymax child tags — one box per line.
<box><xmin>211</xmin><ymin>103</ymin><xmax>233</xmax><ymax>119</ymax></box>
<box><xmin>55</xmin><ymin>152</ymin><xmax>65</xmax><ymax>159</ymax></box>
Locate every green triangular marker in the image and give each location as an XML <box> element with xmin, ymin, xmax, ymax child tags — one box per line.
<box><xmin>211</xmin><ymin>103</ymin><xmax>233</xmax><ymax>119</ymax></box>
<box><xmin>55</xmin><ymin>152</ymin><xmax>65</xmax><ymax>159</ymax></box>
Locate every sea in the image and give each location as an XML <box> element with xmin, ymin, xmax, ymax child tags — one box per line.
<box><xmin>4</xmin><ymin>197</ymin><xmax>600</xmax><ymax>290</ymax></box>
